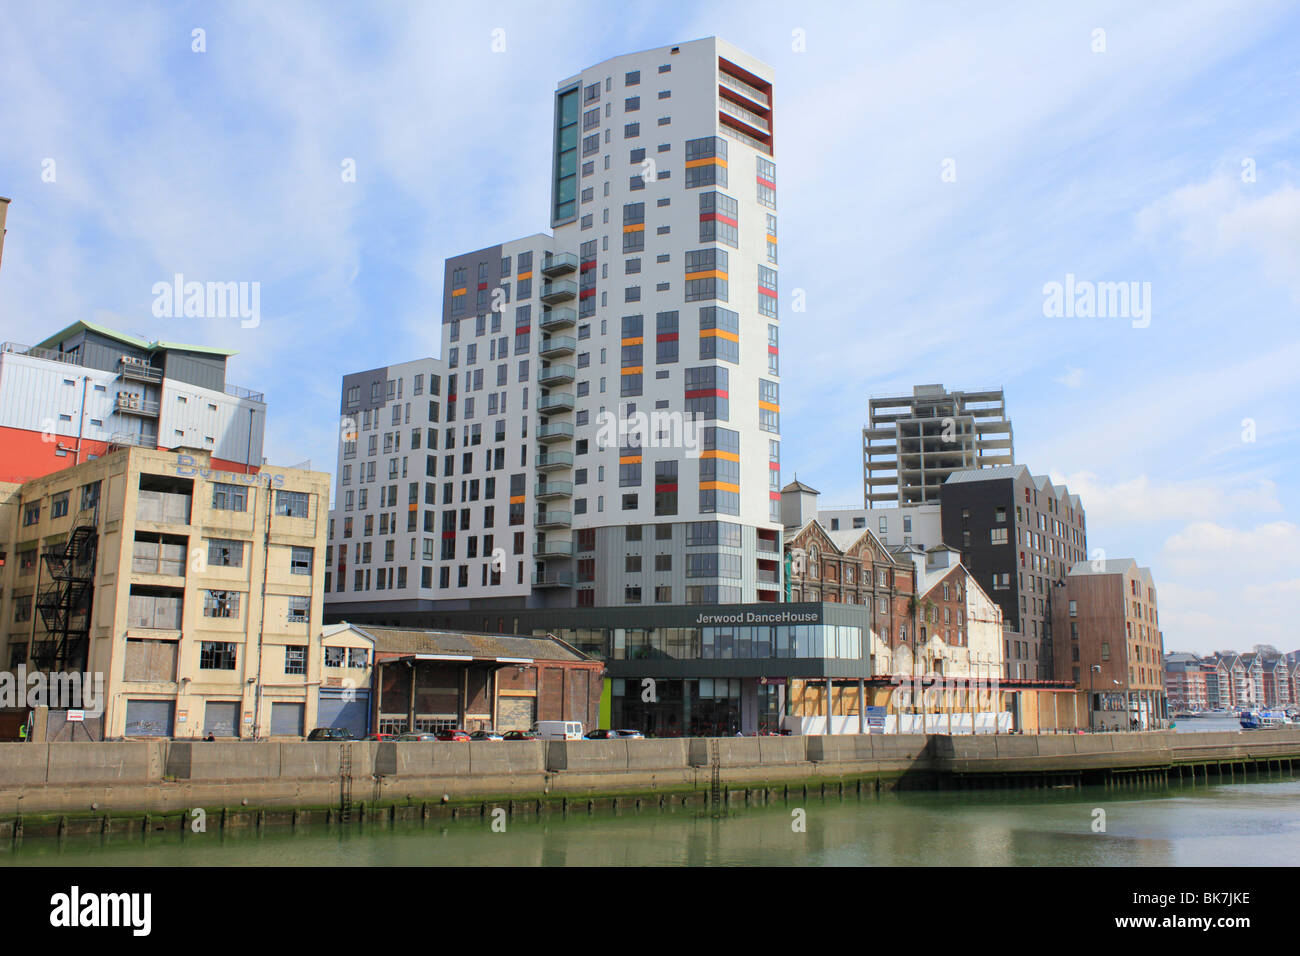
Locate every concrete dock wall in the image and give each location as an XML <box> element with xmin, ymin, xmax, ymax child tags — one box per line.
<box><xmin>2</xmin><ymin>729</ymin><xmax>1299</xmax><ymax>817</ymax></box>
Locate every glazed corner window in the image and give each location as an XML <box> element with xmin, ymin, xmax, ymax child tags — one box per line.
<box><xmin>275</xmin><ymin>490</ymin><xmax>310</xmax><ymax>518</ymax></box>
<box><xmin>211</xmin><ymin>483</ymin><xmax>247</xmax><ymax>512</ymax></box>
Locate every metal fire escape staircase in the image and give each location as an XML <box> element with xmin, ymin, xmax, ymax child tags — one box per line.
<box><xmin>33</xmin><ymin>504</ymin><xmax>99</xmax><ymax>673</ymax></box>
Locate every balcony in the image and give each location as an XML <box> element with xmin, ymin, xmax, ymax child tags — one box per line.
<box><xmin>109</xmin><ymin>431</ymin><xmax>158</xmax><ymax>451</ymax></box>
<box><xmin>535</xmin><ymin>480</ymin><xmax>573</xmax><ymax>501</ymax></box>
<box><xmin>537</xmin><ymin>363</ymin><xmax>575</xmax><ymax>386</ymax></box>
<box><xmin>536</xmin><ymin>510</ymin><xmax>572</xmax><ymax>530</ymax></box>
<box><xmin>532</xmin><ymin>571</ymin><xmax>574</xmax><ymax>588</ymax></box>
<box><xmin>536</xmin><ymin>422</ymin><xmax>574</xmax><ymax>444</ymax></box>
<box><xmin>537</xmin><ymin>392</ymin><xmax>575</xmax><ymax>414</ymax></box>
<box><xmin>539</xmin><ymin>335</ymin><xmax>576</xmax><ymax>358</ymax></box>
<box><xmin>118</xmin><ymin>357</ymin><xmax>162</xmax><ymax>383</ymax></box>
<box><xmin>541</xmin><ymin>252</ymin><xmax>579</xmax><ymax>277</ymax></box>
<box><xmin>535</xmin><ymin>451</ymin><xmax>574</xmax><ymax>471</ymax></box>
<box><xmin>534</xmin><ymin>540</ymin><xmax>574</xmax><ymax>558</ymax></box>
<box><xmin>718</xmin><ymin>70</ymin><xmax>770</xmax><ymax>108</ymax></box>
<box><xmin>540</xmin><ymin>279</ymin><xmax>577</xmax><ymax>304</ymax></box>
<box><xmin>718</xmin><ymin>96</ymin><xmax>770</xmax><ymax>133</ymax></box>
<box><xmin>756</xmin><ymin>568</ymin><xmax>781</xmax><ymax>585</ymax></box>
<box><xmin>540</xmin><ymin>307</ymin><xmax>577</xmax><ymax>332</ymax></box>
<box><xmin>115</xmin><ymin>393</ymin><xmax>160</xmax><ymax>417</ymax></box>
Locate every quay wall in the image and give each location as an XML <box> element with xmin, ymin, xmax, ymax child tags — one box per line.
<box><xmin>1</xmin><ymin>729</ymin><xmax>1298</xmax><ymax>818</ymax></box>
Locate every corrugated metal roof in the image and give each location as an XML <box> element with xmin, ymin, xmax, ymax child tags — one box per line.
<box><xmin>353</xmin><ymin>625</ymin><xmax>592</xmax><ymax>662</ymax></box>
<box><xmin>943</xmin><ymin>465</ymin><xmax>1029</xmax><ymax>484</ymax></box>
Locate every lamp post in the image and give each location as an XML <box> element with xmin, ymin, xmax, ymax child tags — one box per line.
<box><xmin>1089</xmin><ymin>665</ymin><xmax>1101</xmax><ymax>733</ymax></box>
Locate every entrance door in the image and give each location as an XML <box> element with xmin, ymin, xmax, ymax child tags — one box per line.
<box><xmin>202</xmin><ymin>700</ymin><xmax>240</xmax><ymax>737</ymax></box>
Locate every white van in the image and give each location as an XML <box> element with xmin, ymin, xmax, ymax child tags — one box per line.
<box><xmin>532</xmin><ymin>720</ymin><xmax>583</xmax><ymax>740</ymax></box>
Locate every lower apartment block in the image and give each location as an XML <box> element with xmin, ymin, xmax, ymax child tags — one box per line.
<box><xmin>0</xmin><ymin>446</ymin><xmax>332</xmax><ymax>739</ymax></box>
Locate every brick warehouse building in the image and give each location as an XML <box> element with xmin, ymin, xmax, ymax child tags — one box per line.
<box><xmin>359</xmin><ymin>626</ymin><xmax>603</xmax><ymax>734</ymax></box>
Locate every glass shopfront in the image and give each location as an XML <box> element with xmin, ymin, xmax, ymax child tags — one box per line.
<box><xmin>545</xmin><ymin>624</ymin><xmax>864</xmax><ymax>662</ymax></box>
<box><xmin>612</xmin><ymin>677</ymin><xmax>786</xmax><ymax>736</ymax></box>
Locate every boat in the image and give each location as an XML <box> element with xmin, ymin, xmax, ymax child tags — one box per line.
<box><xmin>1239</xmin><ymin>710</ymin><xmax>1292</xmax><ymax>730</ymax></box>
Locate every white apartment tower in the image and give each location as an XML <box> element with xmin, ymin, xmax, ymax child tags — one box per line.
<box><xmin>326</xmin><ymin>38</ymin><xmax>783</xmax><ymax>619</ymax></box>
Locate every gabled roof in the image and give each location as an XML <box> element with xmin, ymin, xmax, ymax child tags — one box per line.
<box><xmin>34</xmin><ymin>320</ymin><xmax>237</xmax><ymax>357</ymax></box>
<box><xmin>781</xmin><ymin>478</ymin><xmax>819</xmax><ymax>494</ymax></box>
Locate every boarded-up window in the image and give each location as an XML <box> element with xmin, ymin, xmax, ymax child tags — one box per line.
<box><xmin>124</xmin><ymin>638</ymin><xmax>179</xmax><ymax>682</ymax></box>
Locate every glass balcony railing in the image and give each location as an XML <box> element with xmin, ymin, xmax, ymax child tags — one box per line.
<box><xmin>536</xmin><ymin>511</ymin><xmax>572</xmax><ymax>529</ymax></box>
<box><xmin>540</xmin><ymin>279</ymin><xmax>577</xmax><ymax>303</ymax></box>
<box><xmin>535</xmin><ymin>451</ymin><xmax>574</xmax><ymax>470</ymax></box>
<box><xmin>537</xmin><ymin>392</ymin><xmax>575</xmax><ymax>414</ymax></box>
<box><xmin>540</xmin><ymin>307</ymin><xmax>577</xmax><ymax>331</ymax></box>
<box><xmin>718</xmin><ymin>71</ymin><xmax>770</xmax><ymax>107</ymax></box>
<box><xmin>541</xmin><ymin>252</ymin><xmax>579</xmax><ymax>276</ymax></box>
<box><xmin>537</xmin><ymin>364</ymin><xmax>576</xmax><ymax>386</ymax></box>
<box><xmin>539</xmin><ymin>335</ymin><xmax>576</xmax><ymax>357</ymax></box>
<box><xmin>536</xmin><ymin>422</ymin><xmax>575</xmax><ymax>443</ymax></box>
<box><xmin>535</xmin><ymin>480</ymin><xmax>573</xmax><ymax>500</ymax></box>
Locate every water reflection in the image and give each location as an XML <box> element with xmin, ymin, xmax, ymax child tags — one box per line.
<box><xmin>4</xmin><ymin>774</ymin><xmax>1298</xmax><ymax>867</ymax></box>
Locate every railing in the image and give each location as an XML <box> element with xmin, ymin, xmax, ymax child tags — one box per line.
<box><xmin>226</xmin><ymin>383</ymin><xmax>266</xmax><ymax>402</ymax></box>
<box><xmin>535</xmin><ymin>451</ymin><xmax>574</xmax><ymax>469</ymax></box>
<box><xmin>541</xmin><ymin>252</ymin><xmax>579</xmax><ymax>276</ymax></box>
<box><xmin>540</xmin><ymin>279</ymin><xmax>578</xmax><ymax>302</ymax></box>
<box><xmin>535</xmin><ymin>480</ymin><xmax>573</xmax><ymax>498</ymax></box>
<box><xmin>718</xmin><ymin>119</ymin><xmax>768</xmax><ymax>153</ymax></box>
<box><xmin>536</xmin><ymin>511</ymin><xmax>572</xmax><ymax>528</ymax></box>
<box><xmin>118</xmin><ymin>358</ymin><xmax>162</xmax><ymax>383</ymax></box>
<box><xmin>108</xmin><ymin>431</ymin><xmax>158</xmax><ymax>450</ymax></box>
<box><xmin>718</xmin><ymin>97</ymin><xmax>770</xmax><ymax>132</ymax></box>
<box><xmin>1</xmin><ymin>342</ymin><xmax>85</xmax><ymax>366</ymax></box>
<box><xmin>115</xmin><ymin>393</ymin><xmax>160</xmax><ymax>416</ymax></box>
<box><xmin>718</xmin><ymin>71</ymin><xmax>770</xmax><ymax>107</ymax></box>
<box><xmin>537</xmin><ymin>364</ymin><xmax>576</xmax><ymax>385</ymax></box>
<box><xmin>537</xmin><ymin>392</ymin><xmax>575</xmax><ymax>413</ymax></box>
<box><xmin>540</xmin><ymin>308</ymin><xmax>577</xmax><ymax>330</ymax></box>
<box><xmin>539</xmin><ymin>336</ymin><xmax>576</xmax><ymax>356</ymax></box>
<box><xmin>536</xmin><ymin>422</ymin><xmax>575</xmax><ymax>442</ymax></box>
<box><xmin>534</xmin><ymin>540</ymin><xmax>574</xmax><ymax>557</ymax></box>
<box><xmin>532</xmin><ymin>571</ymin><xmax>574</xmax><ymax>587</ymax></box>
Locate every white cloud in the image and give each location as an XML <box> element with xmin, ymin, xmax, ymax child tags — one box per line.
<box><xmin>1137</xmin><ymin>175</ymin><xmax>1300</xmax><ymax>299</ymax></box>
<box><xmin>1055</xmin><ymin>367</ymin><xmax>1084</xmax><ymax>388</ymax></box>
<box><xmin>1052</xmin><ymin>471</ymin><xmax>1280</xmax><ymax>527</ymax></box>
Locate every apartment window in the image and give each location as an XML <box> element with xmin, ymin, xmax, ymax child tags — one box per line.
<box><xmin>990</xmin><ymin>528</ymin><xmax>1009</xmax><ymax>545</ymax></box>
<box><xmin>290</xmin><ymin>547</ymin><xmax>313</xmax><ymax>575</ymax></box>
<box><xmin>685</xmin><ymin>366</ymin><xmax>728</xmax><ymax>420</ymax></box>
<box><xmin>685</xmin><ymin>248</ymin><xmax>728</xmax><ymax>302</ymax></box>
<box><xmin>759</xmin><ymin>380</ymin><xmax>779</xmax><ymax>433</ymax></box>
<box><xmin>756</xmin><ymin>156</ymin><xmax>777</xmax><ymax>208</ymax></box>
<box><xmin>624</xmin><ymin>122</ymin><xmax>640</xmax><ymax>138</ymax></box>
<box><xmin>203</xmin><ymin>590</ymin><xmax>240</xmax><ymax>618</ymax></box>
<box><xmin>208</xmin><ymin>538</ymin><xmax>245</xmax><ymax>568</ymax></box>
<box><xmin>199</xmin><ymin>641</ymin><xmax>237</xmax><ymax>670</ymax></box>
<box><xmin>656</xmin><ymin>311</ymin><xmax>679</xmax><ymax>364</ymax></box>
<box><xmin>626</xmin><ymin>70</ymin><xmax>640</xmax><ymax>85</ymax></box>
<box><xmin>276</xmin><ymin>490</ymin><xmax>310</xmax><ymax>518</ymax></box>
<box><xmin>212</xmin><ymin>483</ymin><xmax>247</xmax><ymax>512</ymax></box>
<box><xmin>287</xmin><ymin>596</ymin><xmax>309</xmax><ymax>623</ymax></box>
<box><xmin>50</xmin><ymin>493</ymin><xmax>69</xmax><ymax>519</ymax></box>
<box><xmin>22</xmin><ymin>503</ymin><xmax>40</xmax><ymax>526</ymax></box>
<box><xmin>285</xmin><ymin>645</ymin><xmax>306</xmax><ymax>674</ymax></box>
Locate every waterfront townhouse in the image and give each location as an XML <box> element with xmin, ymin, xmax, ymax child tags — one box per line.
<box><xmin>1050</xmin><ymin>559</ymin><xmax>1166</xmax><ymax>730</ymax></box>
<box><xmin>0</xmin><ymin>446</ymin><xmax>331</xmax><ymax>739</ymax></box>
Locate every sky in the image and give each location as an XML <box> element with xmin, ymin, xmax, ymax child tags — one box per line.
<box><xmin>0</xmin><ymin>1</ymin><xmax>1296</xmax><ymax>656</ymax></box>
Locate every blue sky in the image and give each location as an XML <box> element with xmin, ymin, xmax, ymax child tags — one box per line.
<box><xmin>1</xmin><ymin>1</ymin><xmax>1296</xmax><ymax>654</ymax></box>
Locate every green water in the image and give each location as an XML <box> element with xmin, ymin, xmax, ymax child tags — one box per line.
<box><xmin>4</xmin><ymin>772</ymin><xmax>1298</xmax><ymax>866</ymax></box>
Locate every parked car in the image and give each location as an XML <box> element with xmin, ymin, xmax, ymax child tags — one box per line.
<box><xmin>307</xmin><ymin>727</ymin><xmax>357</xmax><ymax>741</ymax></box>
<box><xmin>614</xmin><ymin>729</ymin><xmax>645</xmax><ymax>739</ymax></box>
<box><xmin>585</xmin><ymin>729</ymin><xmax>619</xmax><ymax>739</ymax></box>
<box><xmin>501</xmin><ymin>730</ymin><xmax>537</xmax><ymax>741</ymax></box>
<box><xmin>469</xmin><ymin>730</ymin><xmax>504</xmax><ymax>741</ymax></box>
<box><xmin>532</xmin><ymin>720</ymin><xmax>584</xmax><ymax>740</ymax></box>
<box><xmin>435</xmin><ymin>729</ymin><xmax>471</xmax><ymax>742</ymax></box>
<box><xmin>364</xmin><ymin>733</ymin><xmax>398</xmax><ymax>742</ymax></box>
<box><xmin>395</xmin><ymin>732</ymin><xmax>439</xmax><ymax>741</ymax></box>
